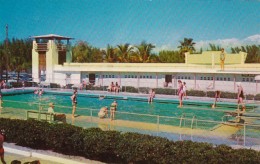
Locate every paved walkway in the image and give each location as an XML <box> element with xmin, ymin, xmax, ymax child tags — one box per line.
<box><xmin>4</xmin><ymin>143</ymin><xmax>104</xmax><ymax>164</ymax></box>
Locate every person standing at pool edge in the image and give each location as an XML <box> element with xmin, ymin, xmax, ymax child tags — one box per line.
<box><xmin>220</xmin><ymin>48</ymin><xmax>226</xmax><ymax>71</ymax></box>
<box><xmin>110</xmin><ymin>100</ymin><xmax>117</xmax><ymax>120</ymax></box>
<box><xmin>71</xmin><ymin>90</ymin><xmax>78</xmax><ymax>117</ymax></box>
<box><xmin>237</xmin><ymin>82</ymin><xmax>245</xmax><ymax>112</ymax></box>
<box><xmin>177</xmin><ymin>80</ymin><xmax>184</xmax><ymax>108</ymax></box>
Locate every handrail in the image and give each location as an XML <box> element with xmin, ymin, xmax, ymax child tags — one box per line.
<box><xmin>34</xmin><ymin>43</ymin><xmax>49</xmax><ymax>51</ymax></box>
<box><xmin>191</xmin><ymin>115</ymin><xmax>197</xmax><ymax>129</ymax></box>
<box><xmin>222</xmin><ymin>114</ymin><xmax>232</xmax><ymax>122</ymax></box>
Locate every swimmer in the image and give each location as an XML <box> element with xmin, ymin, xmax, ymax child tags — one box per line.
<box><xmin>211</xmin><ymin>90</ymin><xmax>221</xmax><ymax>109</ymax></box>
<box><xmin>98</xmin><ymin>106</ymin><xmax>108</xmax><ymax>118</ymax></box>
<box><xmin>99</xmin><ymin>95</ymin><xmax>105</xmax><ymax>100</ymax></box>
<box><xmin>34</xmin><ymin>89</ymin><xmax>39</xmax><ymax>95</ymax></box>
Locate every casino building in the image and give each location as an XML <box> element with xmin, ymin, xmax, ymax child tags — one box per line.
<box><xmin>31</xmin><ymin>34</ymin><xmax>260</xmax><ymax>94</ymax></box>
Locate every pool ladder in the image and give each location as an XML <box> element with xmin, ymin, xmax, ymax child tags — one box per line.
<box><xmin>179</xmin><ymin>113</ymin><xmax>197</xmax><ymax>129</ymax></box>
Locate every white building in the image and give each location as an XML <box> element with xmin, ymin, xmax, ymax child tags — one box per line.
<box><xmin>32</xmin><ymin>34</ymin><xmax>260</xmax><ymax>94</ymax></box>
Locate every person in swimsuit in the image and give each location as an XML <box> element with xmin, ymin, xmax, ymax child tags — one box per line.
<box><xmin>177</xmin><ymin>80</ymin><xmax>184</xmax><ymax>108</ymax></box>
<box><xmin>0</xmin><ymin>130</ymin><xmax>6</xmax><ymax>164</ymax></box>
<box><xmin>98</xmin><ymin>106</ymin><xmax>108</xmax><ymax>118</ymax></box>
<box><xmin>183</xmin><ymin>82</ymin><xmax>187</xmax><ymax>100</ymax></box>
<box><xmin>148</xmin><ymin>89</ymin><xmax>155</xmax><ymax>103</ymax></box>
<box><xmin>110</xmin><ymin>100</ymin><xmax>117</xmax><ymax>120</ymax></box>
<box><xmin>71</xmin><ymin>90</ymin><xmax>78</xmax><ymax>117</ymax></box>
<box><xmin>220</xmin><ymin>48</ymin><xmax>226</xmax><ymax>71</ymax></box>
<box><xmin>237</xmin><ymin>82</ymin><xmax>245</xmax><ymax>112</ymax></box>
<box><xmin>212</xmin><ymin>90</ymin><xmax>221</xmax><ymax>108</ymax></box>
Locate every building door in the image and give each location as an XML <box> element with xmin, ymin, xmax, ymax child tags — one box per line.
<box><xmin>89</xmin><ymin>73</ymin><xmax>95</xmax><ymax>85</ymax></box>
<box><xmin>39</xmin><ymin>53</ymin><xmax>46</xmax><ymax>81</ymax></box>
<box><xmin>165</xmin><ymin>75</ymin><xmax>172</xmax><ymax>83</ymax></box>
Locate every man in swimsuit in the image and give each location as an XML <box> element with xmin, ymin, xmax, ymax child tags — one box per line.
<box><xmin>0</xmin><ymin>130</ymin><xmax>6</xmax><ymax>164</ymax></box>
<box><xmin>71</xmin><ymin>90</ymin><xmax>78</xmax><ymax>118</ymax></box>
<box><xmin>220</xmin><ymin>48</ymin><xmax>226</xmax><ymax>71</ymax></box>
<box><xmin>110</xmin><ymin>100</ymin><xmax>117</xmax><ymax>120</ymax></box>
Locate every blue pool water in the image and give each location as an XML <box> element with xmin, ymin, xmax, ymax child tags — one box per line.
<box><xmin>2</xmin><ymin>91</ymin><xmax>238</xmax><ymax>123</ymax></box>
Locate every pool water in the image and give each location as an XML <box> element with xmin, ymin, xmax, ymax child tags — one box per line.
<box><xmin>3</xmin><ymin>92</ymin><xmax>237</xmax><ymax>123</ymax></box>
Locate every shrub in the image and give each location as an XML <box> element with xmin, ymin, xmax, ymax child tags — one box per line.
<box><xmin>187</xmin><ymin>90</ymin><xmax>206</xmax><ymax>97</ymax></box>
<box><xmin>50</xmin><ymin>83</ymin><xmax>60</xmax><ymax>88</ymax></box>
<box><xmin>121</xmin><ymin>86</ymin><xmax>138</xmax><ymax>93</ymax></box>
<box><xmin>0</xmin><ymin>118</ymin><xmax>259</xmax><ymax>163</ymax></box>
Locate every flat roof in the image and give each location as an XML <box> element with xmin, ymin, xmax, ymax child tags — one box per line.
<box><xmin>31</xmin><ymin>34</ymin><xmax>74</xmax><ymax>40</ymax></box>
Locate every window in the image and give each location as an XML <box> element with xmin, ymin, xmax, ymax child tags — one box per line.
<box><xmin>220</xmin><ymin>77</ymin><xmax>223</xmax><ymax>81</ymax></box>
<box><xmin>204</xmin><ymin>77</ymin><xmax>206</xmax><ymax>80</ymax></box>
<box><xmin>135</xmin><ymin>75</ymin><xmax>137</xmax><ymax>78</ymax></box>
<box><xmin>132</xmin><ymin>75</ymin><xmax>134</xmax><ymax>78</ymax></box>
<box><xmin>200</xmin><ymin>77</ymin><xmax>203</xmax><ymax>80</ymax></box>
<box><xmin>150</xmin><ymin>76</ymin><xmax>152</xmax><ymax>79</ymax></box>
<box><xmin>217</xmin><ymin>77</ymin><xmax>219</xmax><ymax>80</ymax></box>
<box><xmin>109</xmin><ymin>75</ymin><xmax>111</xmax><ymax>78</ymax></box>
<box><xmin>105</xmin><ymin>75</ymin><xmax>108</xmax><ymax>78</ymax></box>
<box><xmin>112</xmin><ymin>75</ymin><xmax>114</xmax><ymax>78</ymax></box>
<box><xmin>125</xmin><ymin>75</ymin><xmax>127</xmax><ymax>78</ymax></box>
<box><xmin>143</xmin><ymin>76</ymin><xmax>145</xmax><ymax>78</ymax></box>
<box><xmin>242</xmin><ymin>78</ymin><xmax>245</xmax><ymax>81</ymax></box>
<box><xmin>228</xmin><ymin>78</ymin><xmax>230</xmax><ymax>81</ymax></box>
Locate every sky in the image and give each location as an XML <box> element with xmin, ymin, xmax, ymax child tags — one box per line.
<box><xmin>0</xmin><ymin>0</ymin><xmax>259</xmax><ymax>52</ymax></box>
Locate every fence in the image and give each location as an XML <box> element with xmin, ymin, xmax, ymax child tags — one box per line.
<box><xmin>1</xmin><ymin>99</ymin><xmax>260</xmax><ymax>150</ymax></box>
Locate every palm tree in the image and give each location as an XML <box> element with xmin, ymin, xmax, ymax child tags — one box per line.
<box><xmin>135</xmin><ymin>41</ymin><xmax>155</xmax><ymax>63</ymax></box>
<box><xmin>116</xmin><ymin>43</ymin><xmax>134</xmax><ymax>63</ymax></box>
<box><xmin>178</xmin><ymin>38</ymin><xmax>196</xmax><ymax>53</ymax></box>
<box><xmin>103</xmin><ymin>44</ymin><xmax>117</xmax><ymax>63</ymax></box>
<box><xmin>208</xmin><ymin>43</ymin><xmax>221</xmax><ymax>51</ymax></box>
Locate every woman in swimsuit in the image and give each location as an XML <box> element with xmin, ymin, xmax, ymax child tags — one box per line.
<box><xmin>177</xmin><ymin>80</ymin><xmax>184</xmax><ymax>108</ymax></box>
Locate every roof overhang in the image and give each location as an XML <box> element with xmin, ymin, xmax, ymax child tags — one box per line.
<box><xmin>31</xmin><ymin>34</ymin><xmax>74</xmax><ymax>40</ymax></box>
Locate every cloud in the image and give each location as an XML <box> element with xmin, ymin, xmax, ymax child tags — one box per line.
<box><xmin>152</xmin><ymin>34</ymin><xmax>260</xmax><ymax>53</ymax></box>
<box><xmin>195</xmin><ymin>34</ymin><xmax>260</xmax><ymax>51</ymax></box>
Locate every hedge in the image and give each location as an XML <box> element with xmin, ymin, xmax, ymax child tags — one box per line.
<box><xmin>0</xmin><ymin>118</ymin><xmax>259</xmax><ymax>163</ymax></box>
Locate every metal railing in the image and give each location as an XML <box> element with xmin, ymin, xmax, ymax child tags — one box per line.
<box><xmin>1</xmin><ymin>99</ymin><xmax>260</xmax><ymax>149</ymax></box>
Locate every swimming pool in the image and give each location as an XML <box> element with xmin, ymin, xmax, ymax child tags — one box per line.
<box><xmin>2</xmin><ymin>90</ymin><xmax>244</xmax><ymax>126</ymax></box>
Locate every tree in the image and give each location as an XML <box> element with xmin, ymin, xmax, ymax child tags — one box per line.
<box><xmin>135</xmin><ymin>41</ymin><xmax>155</xmax><ymax>63</ymax></box>
<box><xmin>72</xmin><ymin>41</ymin><xmax>92</xmax><ymax>62</ymax></box>
<box><xmin>116</xmin><ymin>43</ymin><xmax>134</xmax><ymax>63</ymax></box>
<box><xmin>178</xmin><ymin>38</ymin><xmax>196</xmax><ymax>60</ymax></box>
<box><xmin>158</xmin><ymin>50</ymin><xmax>183</xmax><ymax>63</ymax></box>
<box><xmin>103</xmin><ymin>44</ymin><xmax>117</xmax><ymax>63</ymax></box>
<box><xmin>231</xmin><ymin>45</ymin><xmax>260</xmax><ymax>63</ymax></box>
<box><xmin>208</xmin><ymin>43</ymin><xmax>221</xmax><ymax>51</ymax></box>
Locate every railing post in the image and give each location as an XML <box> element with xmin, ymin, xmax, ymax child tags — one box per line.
<box><xmin>244</xmin><ymin>123</ymin><xmax>246</xmax><ymax>147</ymax></box>
<box><xmin>90</xmin><ymin>109</ymin><xmax>93</xmax><ymax>125</ymax></box>
<box><xmin>157</xmin><ymin>115</ymin><xmax>159</xmax><ymax>136</ymax></box>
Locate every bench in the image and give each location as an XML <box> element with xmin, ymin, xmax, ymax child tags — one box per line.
<box><xmin>26</xmin><ymin>110</ymin><xmax>54</xmax><ymax>122</ymax></box>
